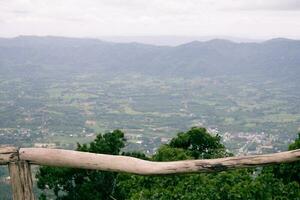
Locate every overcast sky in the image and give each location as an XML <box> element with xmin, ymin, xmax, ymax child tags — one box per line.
<box><xmin>1</xmin><ymin>0</ymin><xmax>300</xmax><ymax>40</ymax></box>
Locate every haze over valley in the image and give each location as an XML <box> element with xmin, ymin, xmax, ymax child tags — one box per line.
<box><xmin>0</xmin><ymin>36</ymin><xmax>299</xmax><ymax>154</ymax></box>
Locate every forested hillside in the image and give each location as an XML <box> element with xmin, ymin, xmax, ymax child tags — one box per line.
<box><xmin>0</xmin><ymin>36</ymin><xmax>300</xmax><ymax>78</ymax></box>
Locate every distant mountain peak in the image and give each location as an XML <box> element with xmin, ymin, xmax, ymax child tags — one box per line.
<box><xmin>264</xmin><ymin>38</ymin><xmax>296</xmax><ymax>43</ymax></box>
<box><xmin>180</xmin><ymin>40</ymin><xmax>202</xmax><ymax>45</ymax></box>
<box><xmin>206</xmin><ymin>39</ymin><xmax>234</xmax><ymax>44</ymax></box>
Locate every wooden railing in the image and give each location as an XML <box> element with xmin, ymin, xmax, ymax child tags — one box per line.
<box><xmin>1</xmin><ymin>147</ymin><xmax>300</xmax><ymax>200</ymax></box>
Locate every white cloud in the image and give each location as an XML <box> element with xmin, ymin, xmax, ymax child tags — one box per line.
<box><xmin>0</xmin><ymin>0</ymin><xmax>299</xmax><ymax>39</ymax></box>
<box><xmin>230</xmin><ymin>0</ymin><xmax>300</xmax><ymax>11</ymax></box>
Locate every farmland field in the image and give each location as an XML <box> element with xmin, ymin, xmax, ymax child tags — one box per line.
<box><xmin>0</xmin><ymin>72</ymin><xmax>299</xmax><ymax>154</ymax></box>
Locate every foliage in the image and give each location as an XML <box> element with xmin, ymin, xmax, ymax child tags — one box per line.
<box><xmin>168</xmin><ymin>127</ymin><xmax>229</xmax><ymax>159</ymax></box>
<box><xmin>116</xmin><ymin>128</ymin><xmax>300</xmax><ymax>200</ymax></box>
<box><xmin>36</xmin><ymin>128</ymin><xmax>300</xmax><ymax>200</ymax></box>
<box><xmin>262</xmin><ymin>132</ymin><xmax>300</xmax><ymax>185</ymax></box>
<box><xmin>36</xmin><ymin>130</ymin><xmax>125</xmax><ymax>200</ymax></box>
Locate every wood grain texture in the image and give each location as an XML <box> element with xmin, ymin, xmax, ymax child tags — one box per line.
<box><xmin>0</xmin><ymin>147</ymin><xmax>18</xmax><ymax>165</ymax></box>
<box><xmin>19</xmin><ymin>148</ymin><xmax>300</xmax><ymax>175</ymax></box>
<box><xmin>8</xmin><ymin>161</ymin><xmax>35</xmax><ymax>200</ymax></box>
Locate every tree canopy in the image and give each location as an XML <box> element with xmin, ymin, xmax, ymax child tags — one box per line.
<box><xmin>36</xmin><ymin>129</ymin><xmax>125</xmax><ymax>200</ymax></box>
<box><xmin>36</xmin><ymin>128</ymin><xmax>300</xmax><ymax>200</ymax></box>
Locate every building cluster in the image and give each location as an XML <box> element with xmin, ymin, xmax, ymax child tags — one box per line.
<box><xmin>222</xmin><ymin>131</ymin><xmax>278</xmax><ymax>155</ymax></box>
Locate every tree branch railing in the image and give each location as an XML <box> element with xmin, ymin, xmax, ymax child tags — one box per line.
<box><xmin>1</xmin><ymin>147</ymin><xmax>300</xmax><ymax>200</ymax></box>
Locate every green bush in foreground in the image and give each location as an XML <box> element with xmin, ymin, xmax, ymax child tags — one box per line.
<box><xmin>37</xmin><ymin>128</ymin><xmax>300</xmax><ymax>200</ymax></box>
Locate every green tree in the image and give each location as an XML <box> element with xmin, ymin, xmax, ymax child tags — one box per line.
<box><xmin>36</xmin><ymin>128</ymin><xmax>300</xmax><ymax>200</ymax></box>
<box><xmin>36</xmin><ymin>130</ymin><xmax>125</xmax><ymax>200</ymax></box>
<box><xmin>262</xmin><ymin>132</ymin><xmax>300</xmax><ymax>185</ymax></box>
<box><xmin>117</xmin><ymin>128</ymin><xmax>300</xmax><ymax>200</ymax></box>
<box><xmin>168</xmin><ymin>127</ymin><xmax>229</xmax><ymax>159</ymax></box>
<box><xmin>116</xmin><ymin>127</ymin><xmax>232</xmax><ymax>200</ymax></box>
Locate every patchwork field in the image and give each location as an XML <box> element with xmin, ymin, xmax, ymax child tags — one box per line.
<box><xmin>0</xmin><ymin>73</ymin><xmax>299</xmax><ymax>154</ymax></box>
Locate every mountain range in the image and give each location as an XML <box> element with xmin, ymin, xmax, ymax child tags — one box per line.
<box><xmin>0</xmin><ymin>36</ymin><xmax>299</xmax><ymax>79</ymax></box>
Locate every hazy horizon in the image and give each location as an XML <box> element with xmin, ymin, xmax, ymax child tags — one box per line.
<box><xmin>1</xmin><ymin>34</ymin><xmax>299</xmax><ymax>46</ymax></box>
<box><xmin>1</xmin><ymin>0</ymin><xmax>300</xmax><ymax>41</ymax></box>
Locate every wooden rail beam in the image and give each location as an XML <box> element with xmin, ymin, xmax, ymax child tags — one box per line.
<box><xmin>19</xmin><ymin>148</ymin><xmax>300</xmax><ymax>175</ymax></box>
<box><xmin>0</xmin><ymin>147</ymin><xmax>18</xmax><ymax>164</ymax></box>
<box><xmin>0</xmin><ymin>146</ymin><xmax>299</xmax><ymax>200</ymax></box>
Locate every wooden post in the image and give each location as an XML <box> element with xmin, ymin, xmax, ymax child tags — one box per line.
<box><xmin>8</xmin><ymin>161</ymin><xmax>35</xmax><ymax>200</ymax></box>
